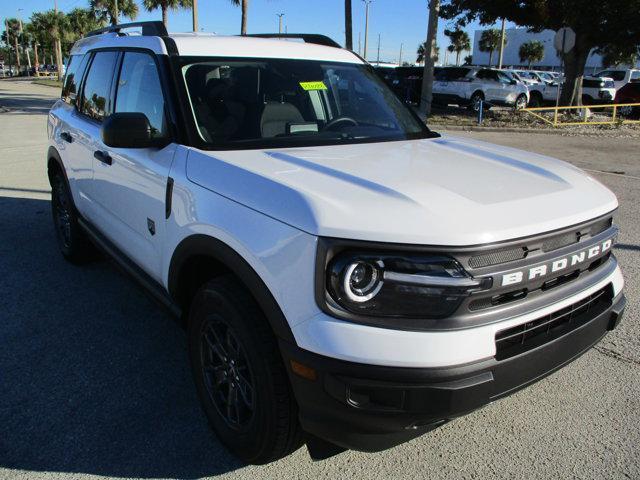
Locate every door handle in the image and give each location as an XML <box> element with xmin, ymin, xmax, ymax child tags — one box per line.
<box><xmin>60</xmin><ymin>132</ymin><xmax>73</xmax><ymax>143</ymax></box>
<box><xmin>94</xmin><ymin>150</ymin><xmax>113</xmax><ymax>166</ymax></box>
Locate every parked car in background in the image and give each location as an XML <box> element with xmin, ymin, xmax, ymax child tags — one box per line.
<box><xmin>594</xmin><ymin>69</ymin><xmax>640</xmax><ymax>91</ymax></box>
<box><xmin>433</xmin><ymin>66</ymin><xmax>529</xmax><ymax>111</ymax></box>
<box><xmin>375</xmin><ymin>66</ymin><xmax>437</xmax><ymax>106</ymax></box>
<box><xmin>527</xmin><ymin>76</ymin><xmax>616</xmax><ymax>107</ymax></box>
<box><xmin>614</xmin><ymin>81</ymin><xmax>640</xmax><ymax>118</ymax></box>
<box><xmin>582</xmin><ymin>76</ymin><xmax>617</xmax><ymax>104</ymax></box>
<box><xmin>502</xmin><ymin>69</ymin><xmax>536</xmax><ymax>86</ymax></box>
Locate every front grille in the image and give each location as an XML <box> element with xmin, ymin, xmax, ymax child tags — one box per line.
<box><xmin>466</xmin><ymin>216</ymin><xmax>613</xmax><ymax>269</ymax></box>
<box><xmin>469</xmin><ymin>247</ymin><xmax>527</xmax><ymax>269</ymax></box>
<box><xmin>494</xmin><ymin>285</ymin><xmax>613</xmax><ymax>360</ymax></box>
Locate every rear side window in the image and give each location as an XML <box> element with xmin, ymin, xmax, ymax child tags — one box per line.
<box><xmin>631</xmin><ymin>71</ymin><xmax>640</xmax><ymax>81</ymax></box>
<box><xmin>80</xmin><ymin>51</ymin><xmax>119</xmax><ymax>122</ymax></box>
<box><xmin>435</xmin><ymin>68</ymin><xmax>470</xmax><ymax>81</ymax></box>
<box><xmin>62</xmin><ymin>54</ymin><xmax>89</xmax><ymax>105</ymax></box>
<box><xmin>114</xmin><ymin>51</ymin><xmax>167</xmax><ymax>138</ymax></box>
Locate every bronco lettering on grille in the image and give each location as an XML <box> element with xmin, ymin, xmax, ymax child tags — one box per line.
<box><xmin>501</xmin><ymin>238</ymin><xmax>613</xmax><ymax>287</ymax></box>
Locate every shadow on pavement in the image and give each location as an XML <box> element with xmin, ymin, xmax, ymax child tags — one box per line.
<box><xmin>0</xmin><ymin>94</ymin><xmax>54</xmax><ymax>114</ymax></box>
<box><xmin>0</xmin><ymin>195</ymin><xmax>244</xmax><ymax>478</ymax></box>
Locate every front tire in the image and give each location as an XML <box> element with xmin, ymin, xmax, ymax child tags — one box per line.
<box><xmin>468</xmin><ymin>91</ymin><xmax>485</xmax><ymax>112</ymax></box>
<box><xmin>515</xmin><ymin>93</ymin><xmax>528</xmax><ymax>110</ymax></box>
<box><xmin>188</xmin><ymin>276</ymin><xmax>303</xmax><ymax>464</ymax></box>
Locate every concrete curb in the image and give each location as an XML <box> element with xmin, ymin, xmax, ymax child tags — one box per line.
<box><xmin>431</xmin><ymin>124</ymin><xmax>639</xmax><ymax>136</ymax></box>
<box><xmin>432</xmin><ymin>124</ymin><xmax>579</xmax><ymax>135</ymax></box>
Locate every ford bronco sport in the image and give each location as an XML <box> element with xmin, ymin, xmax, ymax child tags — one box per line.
<box><xmin>47</xmin><ymin>22</ymin><xmax>626</xmax><ymax>463</ymax></box>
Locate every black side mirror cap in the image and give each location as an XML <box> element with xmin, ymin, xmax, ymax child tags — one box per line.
<box><xmin>101</xmin><ymin>112</ymin><xmax>165</xmax><ymax>148</ymax></box>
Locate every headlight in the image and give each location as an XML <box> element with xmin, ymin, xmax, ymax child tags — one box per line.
<box><xmin>325</xmin><ymin>251</ymin><xmax>492</xmax><ymax>320</ymax></box>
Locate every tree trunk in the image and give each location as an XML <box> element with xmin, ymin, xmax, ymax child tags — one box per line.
<box><xmin>241</xmin><ymin>0</ymin><xmax>248</xmax><ymax>35</ymax></box>
<box><xmin>488</xmin><ymin>50</ymin><xmax>493</xmax><ymax>67</ymax></box>
<box><xmin>456</xmin><ymin>51</ymin><xmax>461</xmax><ymax>66</ymax></box>
<box><xmin>162</xmin><ymin>4</ymin><xmax>168</xmax><ymax>26</ymax></box>
<box><xmin>55</xmin><ymin>37</ymin><xmax>64</xmax><ymax>82</ymax></box>
<box><xmin>560</xmin><ymin>33</ymin><xmax>591</xmax><ymax>106</ymax></box>
<box><xmin>344</xmin><ymin>0</ymin><xmax>353</xmax><ymax>50</ymax></box>
<box><xmin>419</xmin><ymin>0</ymin><xmax>440</xmax><ymax>116</ymax></box>
<box><xmin>34</xmin><ymin>42</ymin><xmax>40</xmax><ymax>76</ymax></box>
<box><xmin>14</xmin><ymin>36</ymin><xmax>21</xmax><ymax>70</ymax></box>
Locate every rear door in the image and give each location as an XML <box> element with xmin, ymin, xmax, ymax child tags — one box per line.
<box><xmin>72</xmin><ymin>50</ymin><xmax>120</xmax><ymax>224</ymax></box>
<box><xmin>90</xmin><ymin>50</ymin><xmax>177</xmax><ymax>281</ymax></box>
<box><xmin>473</xmin><ymin>69</ymin><xmax>500</xmax><ymax>102</ymax></box>
<box><xmin>53</xmin><ymin>53</ymin><xmax>92</xmax><ymax>215</ymax></box>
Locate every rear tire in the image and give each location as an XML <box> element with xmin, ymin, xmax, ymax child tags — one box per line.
<box><xmin>468</xmin><ymin>91</ymin><xmax>485</xmax><ymax>112</ymax></box>
<box><xmin>50</xmin><ymin>169</ymin><xmax>94</xmax><ymax>264</ymax></box>
<box><xmin>188</xmin><ymin>275</ymin><xmax>303</xmax><ymax>464</ymax></box>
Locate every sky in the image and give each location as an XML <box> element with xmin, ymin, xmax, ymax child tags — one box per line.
<box><xmin>1</xmin><ymin>0</ymin><xmax>509</xmax><ymax>64</ymax></box>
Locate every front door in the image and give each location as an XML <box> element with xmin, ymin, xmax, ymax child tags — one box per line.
<box><xmin>90</xmin><ymin>50</ymin><xmax>177</xmax><ymax>282</ymax></box>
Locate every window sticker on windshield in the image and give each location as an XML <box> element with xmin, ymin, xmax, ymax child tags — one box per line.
<box><xmin>299</xmin><ymin>81</ymin><xmax>327</xmax><ymax>91</ymax></box>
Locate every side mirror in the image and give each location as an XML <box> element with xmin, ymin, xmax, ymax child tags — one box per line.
<box><xmin>101</xmin><ymin>112</ymin><xmax>161</xmax><ymax>149</ymax></box>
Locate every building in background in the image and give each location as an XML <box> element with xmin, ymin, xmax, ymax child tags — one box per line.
<box><xmin>472</xmin><ymin>28</ymin><xmax>639</xmax><ymax>72</ymax></box>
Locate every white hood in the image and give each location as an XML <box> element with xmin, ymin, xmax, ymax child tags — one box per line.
<box><xmin>185</xmin><ymin>134</ymin><xmax>618</xmax><ymax>246</ymax></box>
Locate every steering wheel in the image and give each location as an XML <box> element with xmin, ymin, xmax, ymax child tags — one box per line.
<box><xmin>323</xmin><ymin>116</ymin><xmax>359</xmax><ymax>131</ymax></box>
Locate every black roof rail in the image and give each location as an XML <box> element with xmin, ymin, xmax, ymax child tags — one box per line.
<box><xmin>86</xmin><ymin>21</ymin><xmax>168</xmax><ymax>38</ymax></box>
<box><xmin>244</xmin><ymin>33</ymin><xmax>342</xmax><ymax>49</ymax></box>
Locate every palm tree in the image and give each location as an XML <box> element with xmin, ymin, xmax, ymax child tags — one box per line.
<box><xmin>478</xmin><ymin>28</ymin><xmax>504</xmax><ymax>67</ymax></box>
<box><xmin>143</xmin><ymin>0</ymin><xmax>193</xmax><ymax>27</ymax></box>
<box><xmin>344</xmin><ymin>0</ymin><xmax>353</xmax><ymax>50</ymax></box>
<box><xmin>66</xmin><ymin>8</ymin><xmax>104</xmax><ymax>39</ymax></box>
<box><xmin>444</xmin><ymin>28</ymin><xmax>470</xmax><ymax>66</ymax></box>
<box><xmin>519</xmin><ymin>40</ymin><xmax>545</xmax><ymax>69</ymax></box>
<box><xmin>5</xmin><ymin>19</ymin><xmax>22</xmax><ymax>71</ymax></box>
<box><xmin>229</xmin><ymin>0</ymin><xmax>249</xmax><ymax>35</ymax></box>
<box><xmin>30</xmin><ymin>11</ymin><xmax>68</xmax><ymax>80</ymax></box>
<box><xmin>90</xmin><ymin>0</ymin><xmax>139</xmax><ymax>25</ymax></box>
<box><xmin>417</xmin><ymin>42</ymin><xmax>439</xmax><ymax>64</ymax></box>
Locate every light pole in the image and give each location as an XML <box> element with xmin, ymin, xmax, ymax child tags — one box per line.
<box><xmin>362</xmin><ymin>0</ymin><xmax>372</xmax><ymax>60</ymax></box>
<box><xmin>398</xmin><ymin>42</ymin><xmax>403</xmax><ymax>66</ymax></box>
<box><xmin>376</xmin><ymin>33</ymin><xmax>380</xmax><ymax>65</ymax></box>
<box><xmin>498</xmin><ymin>18</ymin><xmax>506</xmax><ymax>69</ymax></box>
<box><xmin>277</xmin><ymin>13</ymin><xmax>285</xmax><ymax>34</ymax></box>
<box><xmin>192</xmin><ymin>0</ymin><xmax>199</xmax><ymax>32</ymax></box>
<box><xmin>114</xmin><ymin>0</ymin><xmax>119</xmax><ymax>24</ymax></box>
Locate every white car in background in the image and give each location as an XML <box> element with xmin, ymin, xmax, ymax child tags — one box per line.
<box><xmin>527</xmin><ymin>76</ymin><xmax>616</xmax><ymax>107</ymax></box>
<box><xmin>433</xmin><ymin>66</ymin><xmax>529</xmax><ymax>111</ymax></box>
<box><xmin>594</xmin><ymin>68</ymin><xmax>640</xmax><ymax>91</ymax></box>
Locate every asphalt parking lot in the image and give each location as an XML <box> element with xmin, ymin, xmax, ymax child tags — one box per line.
<box><xmin>1</xmin><ymin>78</ymin><xmax>638</xmax><ymax>480</ymax></box>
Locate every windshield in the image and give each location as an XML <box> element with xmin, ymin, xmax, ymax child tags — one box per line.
<box><xmin>179</xmin><ymin>57</ymin><xmax>434</xmax><ymax>149</ymax></box>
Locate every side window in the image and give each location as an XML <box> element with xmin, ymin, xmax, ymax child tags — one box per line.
<box><xmin>115</xmin><ymin>52</ymin><xmax>167</xmax><ymax>138</ymax></box>
<box><xmin>476</xmin><ymin>69</ymin><xmax>492</xmax><ymax>80</ymax></box>
<box><xmin>61</xmin><ymin>54</ymin><xmax>89</xmax><ymax>105</ymax></box>
<box><xmin>80</xmin><ymin>51</ymin><xmax>119</xmax><ymax>122</ymax></box>
<box><xmin>630</xmin><ymin>71</ymin><xmax>640</xmax><ymax>81</ymax></box>
<box><xmin>497</xmin><ymin>72</ymin><xmax>512</xmax><ymax>84</ymax></box>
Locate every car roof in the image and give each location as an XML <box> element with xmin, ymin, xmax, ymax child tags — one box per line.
<box><xmin>70</xmin><ymin>32</ymin><xmax>363</xmax><ymax>64</ymax></box>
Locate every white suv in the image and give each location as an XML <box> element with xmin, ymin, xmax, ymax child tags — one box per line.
<box><xmin>594</xmin><ymin>68</ymin><xmax>640</xmax><ymax>91</ymax></box>
<box><xmin>432</xmin><ymin>66</ymin><xmax>529</xmax><ymax>111</ymax></box>
<box><xmin>48</xmin><ymin>22</ymin><xmax>626</xmax><ymax>463</ymax></box>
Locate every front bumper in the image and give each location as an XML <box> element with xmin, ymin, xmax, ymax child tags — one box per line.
<box><xmin>281</xmin><ymin>291</ymin><xmax>626</xmax><ymax>452</ymax></box>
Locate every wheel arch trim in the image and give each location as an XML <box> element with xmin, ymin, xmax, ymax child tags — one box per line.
<box><xmin>168</xmin><ymin>234</ymin><xmax>296</xmax><ymax>343</ymax></box>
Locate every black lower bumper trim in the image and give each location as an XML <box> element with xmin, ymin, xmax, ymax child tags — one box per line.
<box><xmin>281</xmin><ymin>291</ymin><xmax>625</xmax><ymax>452</ymax></box>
